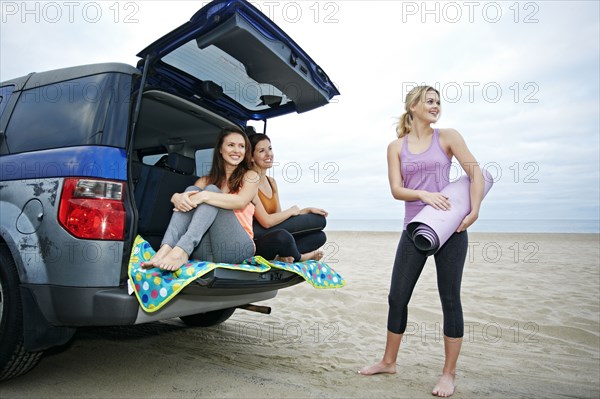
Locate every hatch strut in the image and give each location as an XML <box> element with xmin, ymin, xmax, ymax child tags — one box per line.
<box><xmin>123</xmin><ymin>54</ymin><xmax>152</xmax><ymax>277</ymax></box>
<box><xmin>130</xmin><ymin>54</ymin><xmax>152</xmax><ymax>137</ymax></box>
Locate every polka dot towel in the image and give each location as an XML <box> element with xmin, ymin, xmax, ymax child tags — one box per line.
<box><xmin>128</xmin><ymin>236</ymin><xmax>345</xmax><ymax>312</ymax></box>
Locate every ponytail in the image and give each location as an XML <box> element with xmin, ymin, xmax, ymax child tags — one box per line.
<box><xmin>396</xmin><ymin>112</ymin><xmax>412</xmax><ymax>138</ymax></box>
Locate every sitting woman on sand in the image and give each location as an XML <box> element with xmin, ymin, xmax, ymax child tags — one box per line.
<box><xmin>142</xmin><ymin>127</ymin><xmax>310</xmax><ymax>271</ymax></box>
<box><xmin>358</xmin><ymin>86</ymin><xmax>485</xmax><ymax>398</ymax></box>
<box><xmin>250</xmin><ymin>133</ymin><xmax>328</xmax><ymax>261</ymax></box>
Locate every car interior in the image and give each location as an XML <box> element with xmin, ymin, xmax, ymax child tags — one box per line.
<box><xmin>131</xmin><ymin>89</ymin><xmax>241</xmax><ymax>249</ymax></box>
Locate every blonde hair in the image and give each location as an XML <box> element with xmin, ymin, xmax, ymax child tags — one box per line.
<box><xmin>396</xmin><ymin>86</ymin><xmax>440</xmax><ymax>138</ymax></box>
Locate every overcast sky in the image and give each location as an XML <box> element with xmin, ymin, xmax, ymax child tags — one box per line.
<box><xmin>1</xmin><ymin>0</ymin><xmax>599</xmax><ymax>226</ymax></box>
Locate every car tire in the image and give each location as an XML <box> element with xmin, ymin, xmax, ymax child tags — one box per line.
<box><xmin>0</xmin><ymin>245</ymin><xmax>43</xmax><ymax>381</ymax></box>
<box><xmin>179</xmin><ymin>307</ymin><xmax>236</xmax><ymax>327</ymax></box>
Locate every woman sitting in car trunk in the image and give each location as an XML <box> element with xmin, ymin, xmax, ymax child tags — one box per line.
<box><xmin>250</xmin><ymin>133</ymin><xmax>328</xmax><ymax>262</ymax></box>
<box><xmin>142</xmin><ymin>127</ymin><xmax>314</xmax><ymax>271</ymax></box>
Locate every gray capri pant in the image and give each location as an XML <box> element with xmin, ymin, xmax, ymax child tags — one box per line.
<box><xmin>161</xmin><ymin>185</ymin><xmax>255</xmax><ymax>264</ymax></box>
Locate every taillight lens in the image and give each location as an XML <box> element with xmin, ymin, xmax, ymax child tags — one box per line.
<box><xmin>58</xmin><ymin>178</ymin><xmax>126</xmax><ymax>240</ymax></box>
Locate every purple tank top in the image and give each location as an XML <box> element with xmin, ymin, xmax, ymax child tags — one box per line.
<box><xmin>401</xmin><ymin>129</ymin><xmax>452</xmax><ymax>229</ymax></box>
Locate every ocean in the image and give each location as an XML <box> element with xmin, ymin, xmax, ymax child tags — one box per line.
<box><xmin>325</xmin><ymin>219</ymin><xmax>600</xmax><ymax>234</ymax></box>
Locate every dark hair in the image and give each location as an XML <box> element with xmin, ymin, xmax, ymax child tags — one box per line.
<box><xmin>207</xmin><ymin>127</ymin><xmax>252</xmax><ymax>193</ymax></box>
<box><xmin>249</xmin><ymin>133</ymin><xmax>271</xmax><ymax>155</ymax></box>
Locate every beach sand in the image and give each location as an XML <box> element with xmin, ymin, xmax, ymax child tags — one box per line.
<box><xmin>1</xmin><ymin>232</ymin><xmax>598</xmax><ymax>398</ymax></box>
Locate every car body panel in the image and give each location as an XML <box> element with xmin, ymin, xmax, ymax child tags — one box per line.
<box><xmin>0</xmin><ymin>146</ymin><xmax>128</xmax><ymax>182</ymax></box>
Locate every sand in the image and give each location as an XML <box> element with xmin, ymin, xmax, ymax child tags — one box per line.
<box><xmin>1</xmin><ymin>231</ymin><xmax>598</xmax><ymax>398</ymax></box>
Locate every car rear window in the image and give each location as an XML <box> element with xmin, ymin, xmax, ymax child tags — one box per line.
<box><xmin>4</xmin><ymin>73</ymin><xmax>131</xmax><ymax>154</ymax></box>
<box><xmin>162</xmin><ymin>41</ymin><xmax>290</xmax><ymax>112</ymax></box>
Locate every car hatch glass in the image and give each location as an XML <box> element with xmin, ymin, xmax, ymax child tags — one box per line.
<box><xmin>137</xmin><ymin>0</ymin><xmax>339</xmax><ymax>120</ymax></box>
<box><xmin>161</xmin><ymin>41</ymin><xmax>290</xmax><ymax>112</ymax></box>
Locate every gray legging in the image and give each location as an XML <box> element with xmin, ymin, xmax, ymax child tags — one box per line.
<box><xmin>388</xmin><ymin>230</ymin><xmax>468</xmax><ymax>338</ymax></box>
<box><xmin>161</xmin><ymin>185</ymin><xmax>255</xmax><ymax>264</ymax></box>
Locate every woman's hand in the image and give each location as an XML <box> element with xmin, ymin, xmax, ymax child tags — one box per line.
<box><xmin>419</xmin><ymin>191</ymin><xmax>451</xmax><ymax>211</ymax></box>
<box><xmin>286</xmin><ymin>205</ymin><xmax>301</xmax><ymax>216</ymax></box>
<box><xmin>171</xmin><ymin>191</ymin><xmax>198</xmax><ymax>212</ymax></box>
<box><xmin>300</xmin><ymin>207</ymin><xmax>329</xmax><ymax>217</ymax></box>
<box><xmin>457</xmin><ymin>211</ymin><xmax>478</xmax><ymax>232</ymax></box>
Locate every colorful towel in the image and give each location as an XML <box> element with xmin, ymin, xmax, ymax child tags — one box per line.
<box><xmin>128</xmin><ymin>236</ymin><xmax>345</xmax><ymax>312</ymax></box>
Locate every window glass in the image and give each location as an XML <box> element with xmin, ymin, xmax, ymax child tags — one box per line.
<box><xmin>142</xmin><ymin>154</ymin><xmax>167</xmax><ymax>166</ymax></box>
<box><xmin>162</xmin><ymin>41</ymin><xmax>290</xmax><ymax>112</ymax></box>
<box><xmin>195</xmin><ymin>148</ymin><xmax>213</xmax><ymax>177</ymax></box>
<box><xmin>5</xmin><ymin>74</ymin><xmax>129</xmax><ymax>153</ymax></box>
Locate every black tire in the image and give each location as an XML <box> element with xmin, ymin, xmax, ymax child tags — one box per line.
<box><xmin>0</xmin><ymin>245</ymin><xmax>43</xmax><ymax>381</ymax></box>
<box><xmin>179</xmin><ymin>307</ymin><xmax>236</xmax><ymax>327</ymax></box>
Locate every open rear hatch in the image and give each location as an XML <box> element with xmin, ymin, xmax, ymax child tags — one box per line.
<box><xmin>137</xmin><ymin>0</ymin><xmax>340</xmax><ymax>123</ymax></box>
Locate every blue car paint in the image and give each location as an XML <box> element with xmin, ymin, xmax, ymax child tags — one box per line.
<box><xmin>0</xmin><ymin>146</ymin><xmax>127</xmax><ymax>182</ymax></box>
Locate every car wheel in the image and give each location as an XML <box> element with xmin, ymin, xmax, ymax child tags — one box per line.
<box><xmin>0</xmin><ymin>245</ymin><xmax>43</xmax><ymax>381</ymax></box>
<box><xmin>179</xmin><ymin>307</ymin><xmax>236</xmax><ymax>327</ymax></box>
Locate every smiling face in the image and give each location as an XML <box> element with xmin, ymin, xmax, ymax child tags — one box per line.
<box><xmin>252</xmin><ymin>138</ymin><xmax>274</xmax><ymax>170</ymax></box>
<box><xmin>410</xmin><ymin>89</ymin><xmax>441</xmax><ymax>124</ymax></box>
<box><xmin>219</xmin><ymin>132</ymin><xmax>247</xmax><ymax>168</ymax></box>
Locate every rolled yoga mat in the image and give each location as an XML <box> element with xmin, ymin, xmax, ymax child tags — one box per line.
<box><xmin>406</xmin><ymin>170</ymin><xmax>494</xmax><ymax>256</ymax></box>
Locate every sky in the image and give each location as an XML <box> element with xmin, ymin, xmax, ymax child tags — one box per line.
<box><xmin>1</xmin><ymin>0</ymin><xmax>599</xmax><ymax>228</ymax></box>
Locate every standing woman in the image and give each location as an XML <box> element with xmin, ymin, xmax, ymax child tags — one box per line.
<box><xmin>250</xmin><ymin>133</ymin><xmax>328</xmax><ymax>261</ymax></box>
<box><xmin>142</xmin><ymin>127</ymin><xmax>259</xmax><ymax>271</ymax></box>
<box><xmin>359</xmin><ymin>86</ymin><xmax>484</xmax><ymax>398</ymax></box>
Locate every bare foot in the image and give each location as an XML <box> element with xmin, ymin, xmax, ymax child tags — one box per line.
<box><xmin>274</xmin><ymin>255</ymin><xmax>295</xmax><ymax>263</ymax></box>
<box><xmin>357</xmin><ymin>360</ymin><xmax>397</xmax><ymax>376</ymax></box>
<box><xmin>156</xmin><ymin>246</ymin><xmax>189</xmax><ymax>271</ymax></box>
<box><xmin>300</xmin><ymin>250</ymin><xmax>324</xmax><ymax>262</ymax></box>
<box><xmin>432</xmin><ymin>372</ymin><xmax>456</xmax><ymax>397</ymax></box>
<box><xmin>141</xmin><ymin>245</ymin><xmax>172</xmax><ymax>269</ymax></box>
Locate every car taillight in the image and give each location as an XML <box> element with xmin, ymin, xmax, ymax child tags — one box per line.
<box><xmin>58</xmin><ymin>178</ymin><xmax>126</xmax><ymax>240</ymax></box>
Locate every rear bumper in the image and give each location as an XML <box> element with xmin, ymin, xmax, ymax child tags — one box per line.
<box><xmin>22</xmin><ymin>269</ymin><xmax>304</xmax><ymax>327</ymax></box>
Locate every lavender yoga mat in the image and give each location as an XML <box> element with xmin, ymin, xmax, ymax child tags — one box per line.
<box><xmin>406</xmin><ymin>170</ymin><xmax>494</xmax><ymax>255</ymax></box>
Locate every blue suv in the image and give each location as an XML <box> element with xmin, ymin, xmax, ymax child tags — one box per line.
<box><xmin>0</xmin><ymin>0</ymin><xmax>339</xmax><ymax>380</ymax></box>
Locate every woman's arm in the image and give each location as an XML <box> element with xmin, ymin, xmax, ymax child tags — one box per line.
<box><xmin>171</xmin><ymin>172</ymin><xmax>260</xmax><ymax>211</ymax></box>
<box><xmin>256</xmin><ymin>177</ymin><xmax>301</xmax><ymax>227</ymax></box>
<box><xmin>253</xmin><ymin>195</ymin><xmax>300</xmax><ymax>228</ymax></box>
<box><xmin>299</xmin><ymin>207</ymin><xmax>328</xmax><ymax>216</ymax></box>
<box><xmin>387</xmin><ymin>139</ymin><xmax>451</xmax><ymax>210</ymax></box>
<box><xmin>192</xmin><ymin>170</ymin><xmax>261</xmax><ymax>210</ymax></box>
<box><xmin>444</xmin><ymin>129</ymin><xmax>485</xmax><ymax>231</ymax></box>
<box><xmin>170</xmin><ymin>176</ymin><xmax>208</xmax><ymax>212</ymax></box>
<box><xmin>270</xmin><ymin>177</ymin><xmax>283</xmax><ymax>213</ymax></box>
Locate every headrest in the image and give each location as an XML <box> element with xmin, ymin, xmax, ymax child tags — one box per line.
<box><xmin>166</xmin><ymin>154</ymin><xmax>195</xmax><ymax>175</ymax></box>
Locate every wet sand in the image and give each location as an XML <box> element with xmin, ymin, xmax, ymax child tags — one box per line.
<box><xmin>1</xmin><ymin>231</ymin><xmax>598</xmax><ymax>398</ymax></box>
